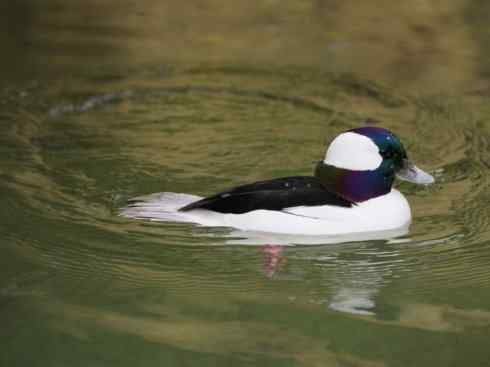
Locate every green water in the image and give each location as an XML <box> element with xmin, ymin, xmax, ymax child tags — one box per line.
<box><xmin>3</xmin><ymin>1</ymin><xmax>490</xmax><ymax>366</ymax></box>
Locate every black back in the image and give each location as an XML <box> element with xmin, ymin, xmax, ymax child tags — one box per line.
<box><xmin>179</xmin><ymin>176</ymin><xmax>353</xmax><ymax>214</ymax></box>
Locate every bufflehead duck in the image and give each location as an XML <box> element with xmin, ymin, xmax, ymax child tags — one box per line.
<box><xmin>121</xmin><ymin>127</ymin><xmax>434</xmax><ymax>236</ymax></box>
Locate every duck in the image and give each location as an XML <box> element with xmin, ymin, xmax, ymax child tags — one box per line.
<box><xmin>120</xmin><ymin>126</ymin><xmax>434</xmax><ymax>236</ymax></box>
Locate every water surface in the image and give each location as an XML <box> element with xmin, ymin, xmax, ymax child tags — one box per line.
<box><xmin>2</xmin><ymin>1</ymin><xmax>490</xmax><ymax>366</ymax></box>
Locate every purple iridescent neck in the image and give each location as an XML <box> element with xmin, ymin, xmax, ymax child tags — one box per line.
<box><xmin>315</xmin><ymin>161</ymin><xmax>394</xmax><ymax>203</ymax></box>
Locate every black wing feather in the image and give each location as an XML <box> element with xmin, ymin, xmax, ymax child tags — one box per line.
<box><xmin>179</xmin><ymin>176</ymin><xmax>352</xmax><ymax>214</ymax></box>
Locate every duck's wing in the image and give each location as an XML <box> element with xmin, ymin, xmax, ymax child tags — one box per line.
<box><xmin>179</xmin><ymin>176</ymin><xmax>352</xmax><ymax>214</ymax></box>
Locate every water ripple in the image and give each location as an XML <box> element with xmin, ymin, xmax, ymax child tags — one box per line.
<box><xmin>3</xmin><ymin>65</ymin><xmax>490</xmax><ymax>319</ymax></box>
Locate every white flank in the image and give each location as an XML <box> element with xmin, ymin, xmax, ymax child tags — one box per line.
<box><xmin>120</xmin><ymin>189</ymin><xmax>411</xmax><ymax>237</ymax></box>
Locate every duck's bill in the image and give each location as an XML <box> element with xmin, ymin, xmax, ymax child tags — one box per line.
<box><xmin>396</xmin><ymin>159</ymin><xmax>435</xmax><ymax>185</ymax></box>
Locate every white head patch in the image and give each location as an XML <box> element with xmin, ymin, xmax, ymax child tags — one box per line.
<box><xmin>323</xmin><ymin>132</ymin><xmax>382</xmax><ymax>171</ymax></box>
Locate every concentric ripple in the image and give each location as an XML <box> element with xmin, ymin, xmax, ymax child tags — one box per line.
<box><xmin>2</xmin><ymin>65</ymin><xmax>490</xmax><ymax>366</ymax></box>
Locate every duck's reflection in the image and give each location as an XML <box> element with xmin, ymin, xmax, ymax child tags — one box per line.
<box><xmin>327</xmin><ymin>257</ymin><xmax>384</xmax><ymax>315</ymax></box>
<box><xmin>250</xmin><ymin>232</ymin><xmax>406</xmax><ymax>316</ymax></box>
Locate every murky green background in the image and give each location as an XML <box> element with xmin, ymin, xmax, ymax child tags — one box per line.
<box><xmin>3</xmin><ymin>1</ymin><xmax>490</xmax><ymax>366</ymax></box>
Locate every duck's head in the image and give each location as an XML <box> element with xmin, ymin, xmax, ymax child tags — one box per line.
<box><xmin>315</xmin><ymin>126</ymin><xmax>434</xmax><ymax>203</ymax></box>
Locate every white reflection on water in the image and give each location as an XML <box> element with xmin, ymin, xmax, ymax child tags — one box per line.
<box><xmin>225</xmin><ymin>227</ymin><xmax>409</xmax><ymax>246</ymax></box>
<box><xmin>326</xmin><ymin>256</ymin><xmax>388</xmax><ymax>316</ymax></box>
<box><xmin>258</xmin><ymin>243</ymin><xmax>383</xmax><ymax>315</ymax></box>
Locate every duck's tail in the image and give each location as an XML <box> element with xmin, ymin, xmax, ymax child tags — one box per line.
<box><xmin>119</xmin><ymin>192</ymin><xmax>203</xmax><ymax>222</ymax></box>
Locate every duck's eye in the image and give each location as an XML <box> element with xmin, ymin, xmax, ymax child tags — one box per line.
<box><xmin>382</xmin><ymin>148</ymin><xmax>396</xmax><ymax>159</ymax></box>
